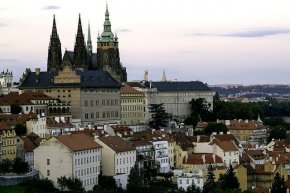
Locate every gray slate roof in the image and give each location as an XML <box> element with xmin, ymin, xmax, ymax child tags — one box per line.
<box><xmin>19</xmin><ymin>70</ymin><xmax>121</xmax><ymax>89</ymax></box>
<box><xmin>127</xmin><ymin>81</ymin><xmax>212</xmax><ymax>92</ymax></box>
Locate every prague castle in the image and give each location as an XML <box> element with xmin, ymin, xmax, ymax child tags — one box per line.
<box><xmin>47</xmin><ymin>5</ymin><xmax>127</xmax><ymax>82</ymax></box>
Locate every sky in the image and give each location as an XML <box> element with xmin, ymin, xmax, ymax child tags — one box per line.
<box><xmin>1</xmin><ymin>0</ymin><xmax>290</xmax><ymax>85</ymax></box>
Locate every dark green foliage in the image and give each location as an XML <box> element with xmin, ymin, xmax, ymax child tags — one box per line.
<box><xmin>268</xmin><ymin>126</ymin><xmax>287</xmax><ymax>142</ymax></box>
<box><xmin>0</xmin><ymin>158</ymin><xmax>12</xmax><ymax>174</ymax></box>
<box><xmin>127</xmin><ymin>163</ymin><xmax>144</xmax><ymax>193</ymax></box>
<box><xmin>270</xmin><ymin>173</ymin><xmax>287</xmax><ymax>193</ymax></box>
<box><xmin>22</xmin><ymin>179</ymin><xmax>57</xmax><ymax>193</ymax></box>
<box><xmin>14</xmin><ymin>124</ymin><xmax>27</xmax><ymax>136</ymax></box>
<box><xmin>189</xmin><ymin>98</ymin><xmax>212</xmax><ymax>122</ymax></box>
<box><xmin>98</xmin><ymin>173</ymin><xmax>117</xmax><ymax>190</ymax></box>
<box><xmin>11</xmin><ymin>104</ymin><xmax>22</xmax><ymax>114</ymax></box>
<box><xmin>0</xmin><ymin>108</ymin><xmax>3</xmax><ymax>113</ymax></box>
<box><xmin>218</xmin><ymin>164</ymin><xmax>240</xmax><ymax>190</ymax></box>
<box><xmin>202</xmin><ymin>165</ymin><xmax>217</xmax><ymax>193</ymax></box>
<box><xmin>149</xmin><ymin>103</ymin><xmax>169</xmax><ymax>129</ymax></box>
<box><xmin>186</xmin><ymin>184</ymin><xmax>201</xmax><ymax>193</ymax></box>
<box><xmin>204</xmin><ymin>123</ymin><xmax>228</xmax><ymax>135</ymax></box>
<box><xmin>184</xmin><ymin>116</ymin><xmax>198</xmax><ymax>128</ymax></box>
<box><xmin>12</xmin><ymin>158</ymin><xmax>29</xmax><ymax>174</ymax></box>
<box><xmin>57</xmin><ymin>176</ymin><xmax>85</xmax><ymax>193</ymax></box>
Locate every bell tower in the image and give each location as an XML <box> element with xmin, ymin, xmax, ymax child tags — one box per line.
<box><xmin>97</xmin><ymin>4</ymin><xmax>127</xmax><ymax>82</ymax></box>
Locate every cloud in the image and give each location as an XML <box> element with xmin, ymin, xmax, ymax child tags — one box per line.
<box><xmin>187</xmin><ymin>28</ymin><xmax>290</xmax><ymax>38</ymax></box>
<box><xmin>0</xmin><ymin>22</ymin><xmax>8</xmax><ymax>27</ymax></box>
<box><xmin>0</xmin><ymin>58</ymin><xmax>18</xmax><ymax>62</ymax></box>
<box><xmin>0</xmin><ymin>8</ymin><xmax>5</xmax><ymax>11</ymax></box>
<box><xmin>42</xmin><ymin>5</ymin><xmax>61</xmax><ymax>10</ymax></box>
<box><xmin>177</xmin><ymin>51</ymin><xmax>200</xmax><ymax>54</ymax></box>
<box><xmin>116</xmin><ymin>28</ymin><xmax>131</xmax><ymax>33</ymax></box>
<box><xmin>0</xmin><ymin>44</ymin><xmax>8</xmax><ymax>47</ymax></box>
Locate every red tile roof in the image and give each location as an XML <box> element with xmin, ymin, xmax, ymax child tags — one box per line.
<box><xmin>120</xmin><ymin>85</ymin><xmax>143</xmax><ymax>95</ymax></box>
<box><xmin>55</xmin><ymin>133</ymin><xmax>102</xmax><ymax>151</ymax></box>
<box><xmin>183</xmin><ymin>153</ymin><xmax>223</xmax><ymax>165</ymax></box>
<box><xmin>98</xmin><ymin>136</ymin><xmax>135</xmax><ymax>152</ymax></box>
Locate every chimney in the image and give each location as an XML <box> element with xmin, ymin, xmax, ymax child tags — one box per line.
<box><xmin>212</xmin><ymin>154</ymin><xmax>216</xmax><ymax>163</ymax></box>
<box><xmin>202</xmin><ymin>154</ymin><xmax>206</xmax><ymax>164</ymax></box>
<box><xmin>219</xmin><ymin>132</ymin><xmax>223</xmax><ymax>135</ymax></box>
<box><xmin>197</xmin><ymin>135</ymin><xmax>200</xmax><ymax>142</ymax></box>
<box><xmin>185</xmin><ymin>152</ymin><xmax>188</xmax><ymax>163</ymax></box>
<box><xmin>35</xmin><ymin>68</ymin><xmax>40</xmax><ymax>76</ymax></box>
<box><xmin>245</xmin><ymin>119</ymin><xmax>248</xmax><ymax>123</ymax></box>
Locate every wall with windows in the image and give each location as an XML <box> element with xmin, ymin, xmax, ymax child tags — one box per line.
<box><xmin>1</xmin><ymin>129</ymin><xmax>17</xmax><ymax>160</ymax></box>
<box><xmin>81</xmin><ymin>88</ymin><xmax>121</xmax><ymax>124</ymax></box>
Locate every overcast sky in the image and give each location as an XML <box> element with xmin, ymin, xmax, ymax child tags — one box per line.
<box><xmin>1</xmin><ymin>0</ymin><xmax>290</xmax><ymax>84</ymax></box>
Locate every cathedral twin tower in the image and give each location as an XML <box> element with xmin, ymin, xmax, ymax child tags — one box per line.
<box><xmin>47</xmin><ymin>5</ymin><xmax>127</xmax><ymax>82</ymax></box>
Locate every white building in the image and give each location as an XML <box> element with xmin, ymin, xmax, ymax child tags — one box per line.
<box><xmin>34</xmin><ymin>133</ymin><xmax>102</xmax><ymax>191</ymax></box>
<box><xmin>177</xmin><ymin>170</ymin><xmax>204</xmax><ymax>191</ymax></box>
<box><xmin>26</xmin><ymin>114</ymin><xmax>46</xmax><ymax>138</ymax></box>
<box><xmin>95</xmin><ymin>136</ymin><xmax>136</xmax><ymax>189</ymax></box>
<box><xmin>212</xmin><ymin>140</ymin><xmax>240</xmax><ymax>167</ymax></box>
<box><xmin>152</xmin><ymin>140</ymin><xmax>170</xmax><ymax>173</ymax></box>
<box><xmin>0</xmin><ymin>70</ymin><xmax>13</xmax><ymax>95</ymax></box>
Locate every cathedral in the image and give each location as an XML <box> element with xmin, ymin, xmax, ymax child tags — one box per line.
<box><xmin>47</xmin><ymin>5</ymin><xmax>127</xmax><ymax>82</ymax></box>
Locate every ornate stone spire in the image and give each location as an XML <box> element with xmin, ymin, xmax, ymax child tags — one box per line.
<box><xmin>73</xmin><ymin>14</ymin><xmax>87</xmax><ymax>69</ymax></box>
<box><xmin>47</xmin><ymin>14</ymin><xmax>62</xmax><ymax>71</ymax></box>
<box><xmin>87</xmin><ymin>22</ymin><xmax>92</xmax><ymax>55</ymax></box>
<box><xmin>162</xmin><ymin>70</ymin><xmax>167</xmax><ymax>82</ymax></box>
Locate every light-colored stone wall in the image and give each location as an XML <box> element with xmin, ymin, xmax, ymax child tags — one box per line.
<box><xmin>81</xmin><ymin>88</ymin><xmax>121</xmax><ymax>125</ymax></box>
<box><xmin>34</xmin><ymin>137</ymin><xmax>73</xmax><ymax>187</ymax></box>
<box><xmin>26</xmin><ymin>116</ymin><xmax>47</xmax><ymax>138</ymax></box>
<box><xmin>121</xmin><ymin>93</ymin><xmax>146</xmax><ymax>125</ymax></box>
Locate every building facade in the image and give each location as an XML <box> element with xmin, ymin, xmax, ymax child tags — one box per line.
<box><xmin>34</xmin><ymin>133</ymin><xmax>102</xmax><ymax>191</ymax></box>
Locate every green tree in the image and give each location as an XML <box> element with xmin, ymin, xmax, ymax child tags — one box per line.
<box><xmin>218</xmin><ymin>164</ymin><xmax>240</xmax><ymax>190</ymax></box>
<box><xmin>14</xmin><ymin>123</ymin><xmax>27</xmax><ymax>136</ymax></box>
<box><xmin>268</xmin><ymin>126</ymin><xmax>287</xmax><ymax>142</ymax></box>
<box><xmin>98</xmin><ymin>173</ymin><xmax>117</xmax><ymax>190</ymax></box>
<box><xmin>149</xmin><ymin>103</ymin><xmax>169</xmax><ymax>129</ymax></box>
<box><xmin>57</xmin><ymin>176</ymin><xmax>85</xmax><ymax>193</ymax></box>
<box><xmin>270</xmin><ymin>173</ymin><xmax>287</xmax><ymax>193</ymax></box>
<box><xmin>186</xmin><ymin>184</ymin><xmax>201</xmax><ymax>193</ymax></box>
<box><xmin>0</xmin><ymin>158</ymin><xmax>12</xmax><ymax>174</ymax></box>
<box><xmin>11</xmin><ymin>104</ymin><xmax>22</xmax><ymax>114</ymax></box>
<box><xmin>204</xmin><ymin>123</ymin><xmax>228</xmax><ymax>136</ymax></box>
<box><xmin>189</xmin><ymin>98</ymin><xmax>212</xmax><ymax>122</ymax></box>
<box><xmin>202</xmin><ymin>165</ymin><xmax>217</xmax><ymax>193</ymax></box>
<box><xmin>127</xmin><ymin>163</ymin><xmax>144</xmax><ymax>193</ymax></box>
<box><xmin>184</xmin><ymin>116</ymin><xmax>198</xmax><ymax>129</ymax></box>
<box><xmin>12</xmin><ymin>158</ymin><xmax>29</xmax><ymax>174</ymax></box>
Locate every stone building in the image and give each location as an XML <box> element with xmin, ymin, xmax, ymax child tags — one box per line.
<box><xmin>19</xmin><ymin>67</ymin><xmax>121</xmax><ymax>125</ymax></box>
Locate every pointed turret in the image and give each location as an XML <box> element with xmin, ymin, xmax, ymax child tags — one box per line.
<box><xmin>162</xmin><ymin>70</ymin><xmax>167</xmax><ymax>82</ymax></box>
<box><xmin>100</xmin><ymin>3</ymin><xmax>114</xmax><ymax>42</ymax></box>
<box><xmin>73</xmin><ymin>14</ymin><xmax>87</xmax><ymax>69</ymax></box>
<box><xmin>47</xmin><ymin>14</ymin><xmax>62</xmax><ymax>71</ymax></box>
<box><xmin>87</xmin><ymin>23</ymin><xmax>92</xmax><ymax>55</ymax></box>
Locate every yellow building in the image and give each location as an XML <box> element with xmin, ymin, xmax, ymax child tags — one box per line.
<box><xmin>0</xmin><ymin>126</ymin><xmax>17</xmax><ymax>160</ymax></box>
<box><xmin>120</xmin><ymin>85</ymin><xmax>146</xmax><ymax>125</ymax></box>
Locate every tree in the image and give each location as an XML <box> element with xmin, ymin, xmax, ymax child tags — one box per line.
<box><xmin>189</xmin><ymin>98</ymin><xmax>212</xmax><ymax>122</ymax></box>
<box><xmin>204</xmin><ymin>123</ymin><xmax>228</xmax><ymax>136</ymax></box>
<box><xmin>218</xmin><ymin>164</ymin><xmax>240</xmax><ymax>190</ymax></box>
<box><xmin>270</xmin><ymin>173</ymin><xmax>287</xmax><ymax>193</ymax></box>
<box><xmin>268</xmin><ymin>126</ymin><xmax>287</xmax><ymax>142</ymax></box>
<box><xmin>202</xmin><ymin>165</ymin><xmax>217</xmax><ymax>193</ymax></box>
<box><xmin>186</xmin><ymin>184</ymin><xmax>201</xmax><ymax>193</ymax></box>
<box><xmin>184</xmin><ymin>116</ymin><xmax>198</xmax><ymax>129</ymax></box>
<box><xmin>57</xmin><ymin>176</ymin><xmax>85</xmax><ymax>193</ymax></box>
<box><xmin>11</xmin><ymin>104</ymin><xmax>22</xmax><ymax>114</ymax></box>
<box><xmin>0</xmin><ymin>158</ymin><xmax>12</xmax><ymax>174</ymax></box>
<box><xmin>127</xmin><ymin>163</ymin><xmax>144</xmax><ymax>193</ymax></box>
<box><xmin>149</xmin><ymin>103</ymin><xmax>169</xmax><ymax>129</ymax></box>
<box><xmin>98</xmin><ymin>172</ymin><xmax>117</xmax><ymax>190</ymax></box>
<box><xmin>14</xmin><ymin>123</ymin><xmax>27</xmax><ymax>136</ymax></box>
<box><xmin>12</xmin><ymin>157</ymin><xmax>29</xmax><ymax>174</ymax></box>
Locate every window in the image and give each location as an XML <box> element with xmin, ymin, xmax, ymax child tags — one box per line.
<box><xmin>47</xmin><ymin>170</ymin><xmax>50</xmax><ymax>176</ymax></box>
<box><xmin>47</xmin><ymin>159</ymin><xmax>50</xmax><ymax>165</ymax></box>
<box><xmin>84</xmin><ymin>100</ymin><xmax>88</xmax><ymax>107</ymax></box>
<box><xmin>85</xmin><ymin>114</ymin><xmax>89</xmax><ymax>119</ymax></box>
<box><xmin>96</xmin><ymin>112</ymin><xmax>99</xmax><ymax>118</ymax></box>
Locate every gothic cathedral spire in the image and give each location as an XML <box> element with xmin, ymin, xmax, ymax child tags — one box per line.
<box><xmin>47</xmin><ymin>14</ymin><xmax>62</xmax><ymax>71</ymax></box>
<box><xmin>97</xmin><ymin>4</ymin><xmax>127</xmax><ymax>82</ymax></box>
<box><xmin>73</xmin><ymin>14</ymin><xmax>87</xmax><ymax>69</ymax></box>
<box><xmin>87</xmin><ymin>23</ymin><xmax>92</xmax><ymax>55</ymax></box>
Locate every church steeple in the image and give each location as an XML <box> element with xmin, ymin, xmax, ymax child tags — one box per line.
<box><xmin>100</xmin><ymin>4</ymin><xmax>114</xmax><ymax>42</ymax></box>
<box><xmin>73</xmin><ymin>14</ymin><xmax>87</xmax><ymax>69</ymax></box>
<box><xmin>87</xmin><ymin>23</ymin><xmax>92</xmax><ymax>55</ymax></box>
<box><xmin>47</xmin><ymin>14</ymin><xmax>62</xmax><ymax>71</ymax></box>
